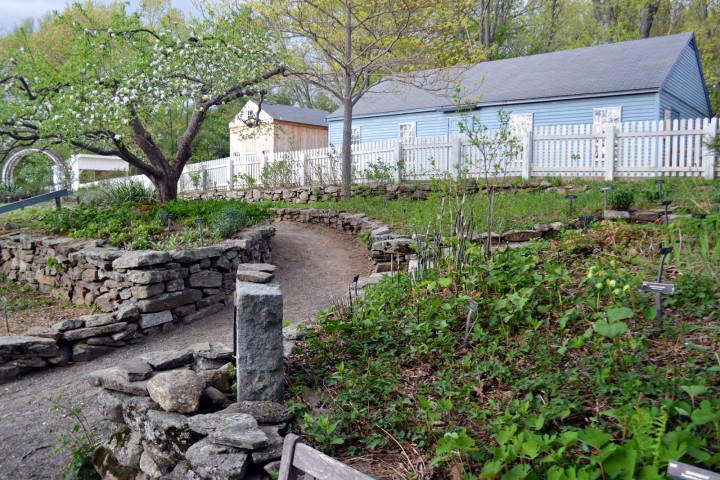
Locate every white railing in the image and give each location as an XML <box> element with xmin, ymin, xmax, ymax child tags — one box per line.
<box><xmin>81</xmin><ymin>117</ymin><xmax>719</xmax><ymax>192</ymax></box>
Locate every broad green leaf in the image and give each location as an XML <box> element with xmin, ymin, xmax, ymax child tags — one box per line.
<box><xmin>637</xmin><ymin>466</ymin><xmax>664</xmax><ymax>480</ymax></box>
<box><xmin>479</xmin><ymin>460</ymin><xmax>503</xmax><ymax>478</ymax></box>
<box><xmin>578</xmin><ymin>428</ymin><xmax>613</xmax><ymax>450</ymax></box>
<box><xmin>601</xmin><ymin>444</ymin><xmax>636</xmax><ymax>479</ymax></box>
<box><xmin>501</xmin><ymin>464</ymin><xmax>531</xmax><ymax>480</ymax></box>
<box><xmin>680</xmin><ymin>385</ymin><xmax>709</xmax><ymax>397</ymax></box>
<box><xmin>438</xmin><ymin>277</ymin><xmax>453</xmax><ymax>288</ymax></box>
<box><xmin>592</xmin><ymin>319</ymin><xmax>628</xmax><ymax>338</ymax></box>
<box><xmin>606</xmin><ymin>306</ymin><xmax>634</xmax><ymax>322</ymax></box>
<box><xmin>691</xmin><ymin>400</ymin><xmax>720</xmax><ymax>425</ymax></box>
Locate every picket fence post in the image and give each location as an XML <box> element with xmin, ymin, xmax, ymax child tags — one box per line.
<box><xmin>604</xmin><ymin>127</ymin><xmax>616</xmax><ymax>181</ymax></box>
<box><xmin>394</xmin><ymin>142</ymin><xmax>403</xmax><ymax>184</ymax></box>
<box><xmin>521</xmin><ymin>130</ymin><xmax>533</xmax><ymax>180</ymax></box>
<box><xmin>703</xmin><ymin>118</ymin><xmax>717</xmax><ymax>179</ymax></box>
<box><xmin>226</xmin><ymin>157</ymin><xmax>234</xmax><ymax>190</ymax></box>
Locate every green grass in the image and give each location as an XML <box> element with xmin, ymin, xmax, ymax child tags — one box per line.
<box><xmin>274</xmin><ymin>178</ymin><xmax>720</xmax><ymax>235</ymax></box>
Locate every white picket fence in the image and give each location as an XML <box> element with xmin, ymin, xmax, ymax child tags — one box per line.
<box><xmin>86</xmin><ymin>117</ymin><xmax>719</xmax><ymax>192</ymax></box>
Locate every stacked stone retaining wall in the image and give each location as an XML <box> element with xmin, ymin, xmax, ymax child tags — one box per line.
<box><xmin>0</xmin><ymin>226</ymin><xmax>273</xmax><ymax>382</ymax></box>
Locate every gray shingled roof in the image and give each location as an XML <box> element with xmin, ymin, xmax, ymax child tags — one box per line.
<box><xmin>260</xmin><ymin>103</ymin><xmax>329</xmax><ymax>127</ymax></box>
<box><xmin>328</xmin><ymin>33</ymin><xmax>695</xmax><ymax>119</ymax></box>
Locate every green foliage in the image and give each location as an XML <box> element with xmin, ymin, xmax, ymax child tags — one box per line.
<box><xmin>210</xmin><ymin>204</ymin><xmax>251</xmax><ymax>237</ymax></box>
<box><xmin>300</xmin><ymin>413</ymin><xmax>346</xmax><ymax>453</ymax></box>
<box><xmin>94</xmin><ymin>181</ymin><xmax>156</xmax><ymax>205</ymax></box>
<box><xmin>47</xmin><ymin>392</ymin><xmax>99</xmax><ymax>480</ymax></box>
<box><xmin>608</xmin><ymin>184</ymin><xmax>635</xmax><ymax>210</ymax></box>
<box><xmin>0</xmin><ymin>182</ymin><xmax>29</xmax><ymax>202</ymax></box>
<box><xmin>288</xmin><ymin>205</ymin><xmax>719</xmax><ymax>478</ymax></box>
<box><xmin>12</xmin><ymin>152</ymin><xmax>54</xmax><ymax>195</ymax></box>
<box><xmin>261</xmin><ymin>159</ymin><xmax>297</xmax><ymax>189</ymax></box>
<box><xmin>41</xmin><ymin>199</ymin><xmax>270</xmax><ymax>248</ymax></box>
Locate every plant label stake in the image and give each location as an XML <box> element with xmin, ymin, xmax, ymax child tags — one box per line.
<box><xmin>348</xmin><ymin>274</ymin><xmax>360</xmax><ymax>317</ymax></box>
<box><xmin>667</xmin><ymin>461</ymin><xmax>720</xmax><ymax>480</ymax></box>
<box><xmin>463</xmin><ymin>300</ymin><xmax>479</xmax><ymax>347</ymax></box>
<box><xmin>2</xmin><ymin>296</ymin><xmax>8</xmax><ymax>333</ymax></box>
<box><xmin>565</xmin><ymin>194</ymin><xmax>577</xmax><ymax>217</ymax></box>
<box><xmin>195</xmin><ymin>218</ymin><xmax>204</xmax><ymax>246</ymax></box>
<box><xmin>655</xmin><ymin>178</ymin><xmax>665</xmax><ymax>201</ymax></box>
<box><xmin>640</xmin><ymin>246</ymin><xmax>675</xmax><ymax>326</ymax></box>
<box><xmin>661</xmin><ymin>200</ymin><xmax>672</xmax><ymax>224</ymax></box>
<box><xmin>165</xmin><ymin>214</ymin><xmax>174</xmax><ymax>239</ymax></box>
<box><xmin>599</xmin><ymin>186</ymin><xmax>611</xmax><ymax>211</ymax></box>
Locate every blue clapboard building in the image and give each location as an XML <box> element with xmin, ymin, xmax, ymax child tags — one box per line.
<box><xmin>326</xmin><ymin>33</ymin><xmax>712</xmax><ymax>145</ymax></box>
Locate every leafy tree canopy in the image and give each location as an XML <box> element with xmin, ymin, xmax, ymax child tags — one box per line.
<box><xmin>0</xmin><ymin>1</ymin><xmax>283</xmax><ymax>201</ymax></box>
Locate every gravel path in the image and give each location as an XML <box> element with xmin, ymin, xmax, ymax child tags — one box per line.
<box><xmin>0</xmin><ymin>221</ymin><xmax>372</xmax><ymax>479</ymax></box>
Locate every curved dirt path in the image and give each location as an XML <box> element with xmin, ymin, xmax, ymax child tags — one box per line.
<box><xmin>0</xmin><ymin>221</ymin><xmax>372</xmax><ymax>479</ymax></box>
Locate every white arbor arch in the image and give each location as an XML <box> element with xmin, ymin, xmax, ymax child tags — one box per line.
<box><xmin>1</xmin><ymin>148</ymin><xmax>61</xmax><ymax>185</ymax></box>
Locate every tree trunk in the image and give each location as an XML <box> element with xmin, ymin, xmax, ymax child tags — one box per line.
<box><xmin>150</xmin><ymin>171</ymin><xmax>180</xmax><ymax>203</ymax></box>
<box><xmin>341</xmin><ymin>98</ymin><xmax>353</xmax><ymax>198</ymax></box>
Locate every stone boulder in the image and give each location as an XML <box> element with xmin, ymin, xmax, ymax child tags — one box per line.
<box><xmin>184</xmin><ymin>438</ymin><xmax>249</xmax><ymax>480</ymax></box>
<box><xmin>147</xmin><ymin>369</ymin><xmax>205</xmax><ymax>413</ymax></box>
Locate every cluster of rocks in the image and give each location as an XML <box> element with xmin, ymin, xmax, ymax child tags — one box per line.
<box><xmin>0</xmin><ymin>227</ymin><xmax>273</xmax><ymax>382</ymax></box>
<box><xmin>91</xmin><ymin>343</ymin><xmax>292</xmax><ymax>479</ymax></box>
<box><xmin>182</xmin><ymin>180</ymin><xmax>580</xmax><ymax>205</ymax></box>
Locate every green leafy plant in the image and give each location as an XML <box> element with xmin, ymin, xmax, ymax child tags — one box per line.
<box><xmin>211</xmin><ymin>204</ymin><xmax>251</xmax><ymax>237</ymax></box>
<box><xmin>608</xmin><ymin>184</ymin><xmax>635</xmax><ymax>210</ymax></box>
<box><xmin>47</xmin><ymin>392</ymin><xmax>99</xmax><ymax>480</ymax></box>
<box><xmin>301</xmin><ymin>413</ymin><xmax>346</xmax><ymax>453</ymax></box>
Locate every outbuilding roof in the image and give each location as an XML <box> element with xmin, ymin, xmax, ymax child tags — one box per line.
<box><xmin>260</xmin><ymin>103</ymin><xmax>329</xmax><ymax>127</ymax></box>
<box><xmin>328</xmin><ymin>32</ymin><xmax>697</xmax><ymax>119</ymax></box>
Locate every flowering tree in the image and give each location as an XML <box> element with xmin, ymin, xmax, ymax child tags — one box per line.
<box><xmin>0</xmin><ymin>4</ymin><xmax>283</xmax><ymax>201</ymax></box>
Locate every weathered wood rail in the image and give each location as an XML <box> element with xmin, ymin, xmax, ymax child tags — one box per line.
<box><xmin>0</xmin><ymin>189</ymin><xmax>68</xmax><ymax>215</ymax></box>
<box><xmin>279</xmin><ymin>433</ymin><xmax>375</xmax><ymax>480</ymax></box>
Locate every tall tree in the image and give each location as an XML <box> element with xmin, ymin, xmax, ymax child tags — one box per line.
<box><xmin>253</xmin><ymin>0</ymin><xmax>435</xmax><ymax>197</ymax></box>
<box><xmin>0</xmin><ymin>3</ymin><xmax>283</xmax><ymax>201</ymax></box>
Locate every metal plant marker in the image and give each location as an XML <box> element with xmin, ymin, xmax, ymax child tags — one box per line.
<box><xmin>165</xmin><ymin>214</ymin><xmax>174</xmax><ymax>239</ymax></box>
<box><xmin>600</xmin><ymin>186</ymin><xmax>611</xmax><ymax>211</ymax></box>
<box><xmin>565</xmin><ymin>194</ymin><xmax>578</xmax><ymax>217</ymax></box>
<box><xmin>655</xmin><ymin>178</ymin><xmax>665</xmax><ymax>201</ymax></box>
<box><xmin>463</xmin><ymin>300</ymin><xmax>479</xmax><ymax>347</ymax></box>
<box><xmin>640</xmin><ymin>246</ymin><xmax>675</xmax><ymax>326</ymax></box>
<box><xmin>195</xmin><ymin>218</ymin><xmax>205</xmax><ymax>247</ymax></box>
<box><xmin>661</xmin><ymin>200</ymin><xmax>672</xmax><ymax>224</ymax></box>
<box><xmin>2</xmin><ymin>296</ymin><xmax>8</xmax><ymax>333</ymax></box>
<box><xmin>667</xmin><ymin>461</ymin><xmax>720</xmax><ymax>480</ymax></box>
<box><xmin>348</xmin><ymin>274</ymin><xmax>360</xmax><ymax>317</ymax></box>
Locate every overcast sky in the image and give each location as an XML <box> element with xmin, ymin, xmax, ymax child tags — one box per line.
<box><xmin>0</xmin><ymin>0</ymin><xmax>201</xmax><ymax>35</ymax></box>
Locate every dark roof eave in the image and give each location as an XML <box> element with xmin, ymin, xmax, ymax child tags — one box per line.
<box><xmin>435</xmin><ymin>88</ymin><xmax>661</xmax><ymax>112</ymax></box>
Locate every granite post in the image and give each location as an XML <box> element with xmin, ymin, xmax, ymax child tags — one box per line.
<box><xmin>234</xmin><ymin>268</ymin><xmax>283</xmax><ymax>402</ymax></box>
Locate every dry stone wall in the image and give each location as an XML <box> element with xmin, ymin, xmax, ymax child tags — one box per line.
<box><xmin>89</xmin><ymin>342</ymin><xmax>293</xmax><ymax>479</ymax></box>
<box><xmin>0</xmin><ymin>226</ymin><xmax>273</xmax><ymax>382</ymax></box>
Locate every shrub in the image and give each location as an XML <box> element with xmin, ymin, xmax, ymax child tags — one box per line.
<box><xmin>608</xmin><ymin>185</ymin><xmax>634</xmax><ymax>210</ymax></box>
<box><xmin>0</xmin><ymin>182</ymin><xmax>28</xmax><ymax>202</ymax></box>
<box><xmin>211</xmin><ymin>204</ymin><xmax>251</xmax><ymax>237</ymax></box>
<box><xmin>100</xmin><ymin>180</ymin><xmax>155</xmax><ymax>205</ymax></box>
<box><xmin>261</xmin><ymin>159</ymin><xmax>297</xmax><ymax>188</ymax></box>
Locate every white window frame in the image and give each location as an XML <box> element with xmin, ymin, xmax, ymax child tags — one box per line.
<box><xmin>350</xmin><ymin>126</ymin><xmax>361</xmax><ymax>146</ymax></box>
<box><xmin>509</xmin><ymin>113</ymin><xmax>533</xmax><ymax>134</ymax></box>
<box><xmin>593</xmin><ymin>107</ymin><xmax>622</xmax><ymax>127</ymax></box>
<box><xmin>398</xmin><ymin>122</ymin><xmax>416</xmax><ymax>142</ymax></box>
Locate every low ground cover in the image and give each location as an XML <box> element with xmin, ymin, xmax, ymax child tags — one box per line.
<box><xmin>287</xmin><ymin>186</ymin><xmax>719</xmax><ymax>479</ymax></box>
<box><xmin>1</xmin><ymin>182</ymin><xmax>272</xmax><ymax>250</ymax></box>
<box><xmin>276</xmin><ymin>178</ymin><xmax>720</xmax><ymax>235</ymax></box>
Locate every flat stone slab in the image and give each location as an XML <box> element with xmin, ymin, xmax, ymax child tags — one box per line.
<box><xmin>187</xmin><ymin>413</ymin><xmax>258</xmax><ymax>436</ymax></box>
<box><xmin>184</xmin><ymin>438</ymin><xmax>249</xmax><ymax>480</ymax></box>
<box><xmin>252</xmin><ymin>426</ymin><xmax>284</xmax><ymax>465</ymax></box>
<box><xmin>604</xmin><ymin>210</ymin><xmax>631</xmax><ymax>220</ymax></box>
<box><xmin>141</xmin><ymin>350</ymin><xmax>194</xmax><ymax>370</ymax></box>
<box><xmin>118</xmin><ymin>358</ymin><xmax>153</xmax><ymax>382</ymax></box>
<box><xmin>169</xmin><ymin>247</ymin><xmax>222</xmax><ymax>263</ymax></box>
<box><xmin>52</xmin><ymin>318</ymin><xmax>85</xmax><ymax>332</ymax></box>
<box><xmin>138</xmin><ymin>311</ymin><xmax>174</xmax><ymax>329</ymax></box>
<box><xmin>189</xmin><ymin>342</ymin><xmax>234</xmax><ymax>360</ymax></box>
<box><xmin>0</xmin><ymin>336</ymin><xmax>60</xmax><ymax>359</ymax></box>
<box><xmin>235</xmin><ymin>270</ymin><xmax>274</xmax><ymax>284</ymax></box>
<box><xmin>82</xmin><ymin>313</ymin><xmax>117</xmax><ymax>328</ymax></box>
<box><xmin>136</xmin><ymin>290</ymin><xmax>203</xmax><ymax>313</ymax></box>
<box><xmin>236</xmin><ymin>263</ymin><xmax>277</xmax><ymax>273</ymax></box>
<box><xmin>182</xmin><ymin>304</ymin><xmax>225</xmax><ymax>324</ymax></box>
<box><xmin>220</xmin><ymin>401</ymin><xmax>293</xmax><ymax>424</ymax></box>
<box><xmin>112</xmin><ymin>250</ymin><xmax>172</xmax><ymax>270</ymax></box>
<box><xmin>187</xmin><ymin>271</ymin><xmax>223</xmax><ymax>288</ymax></box>
<box><xmin>89</xmin><ymin>367</ymin><xmax>149</xmax><ymax>396</ymax></box>
<box><xmin>127</xmin><ymin>269</ymin><xmax>185</xmax><ymax>285</ymax></box>
<box><xmin>62</xmin><ymin>322</ymin><xmax>127</xmax><ymax>342</ymax></box>
<box><xmin>209</xmin><ymin>424</ymin><xmax>268</xmax><ymax>451</ymax></box>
